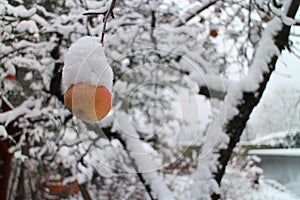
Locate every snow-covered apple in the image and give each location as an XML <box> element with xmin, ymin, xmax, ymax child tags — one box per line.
<box><xmin>62</xmin><ymin>36</ymin><xmax>113</xmax><ymax>122</ymax></box>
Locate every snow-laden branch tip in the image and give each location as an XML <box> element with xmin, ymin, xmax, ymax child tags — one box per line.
<box><xmin>6</xmin><ymin>4</ymin><xmax>36</xmax><ymax>18</ymax></box>
<box><xmin>0</xmin><ymin>40</ymin><xmax>48</xmax><ymax>60</ymax></box>
<box><xmin>0</xmin><ymin>98</ymin><xmax>35</xmax><ymax>126</ymax></box>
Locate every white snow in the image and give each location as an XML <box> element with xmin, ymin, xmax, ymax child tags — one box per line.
<box><xmin>0</xmin><ymin>3</ymin><xmax>5</xmax><ymax>15</ymax></box>
<box><xmin>65</xmin><ymin>0</ymin><xmax>77</xmax><ymax>8</ymax></box>
<box><xmin>222</xmin><ymin>165</ymin><xmax>299</xmax><ymax>200</ymax></box>
<box><xmin>24</xmin><ymin>72</ymin><xmax>33</xmax><ymax>81</ymax></box>
<box><xmin>62</xmin><ymin>36</ymin><xmax>113</xmax><ymax>91</ymax></box>
<box><xmin>31</xmin><ymin>14</ymin><xmax>50</xmax><ymax>27</ymax></box>
<box><xmin>285</xmin><ymin>177</ymin><xmax>300</xmax><ymax>197</ymax></box>
<box><xmin>14</xmin><ymin>150</ymin><xmax>28</xmax><ymax>162</ymax></box>
<box><xmin>4</xmin><ymin>61</ymin><xmax>16</xmax><ymax>76</ymax></box>
<box><xmin>189</xmin><ymin>73</ymin><xmax>228</xmax><ymax>97</ymax></box>
<box><xmin>16</xmin><ymin>20</ymin><xmax>39</xmax><ymax>34</ymax></box>
<box><xmin>77</xmin><ymin>162</ymin><xmax>93</xmax><ymax>184</ymax></box>
<box><xmin>165</xmin><ymin>174</ymin><xmax>194</xmax><ymax>199</ymax></box>
<box><xmin>62</xmin><ymin>128</ymin><xmax>79</xmax><ymax>146</ymax></box>
<box><xmin>6</xmin><ymin>4</ymin><xmax>36</xmax><ymax>18</ymax></box>
<box><xmin>83</xmin><ymin>0</ymin><xmax>111</xmax><ymax>15</ymax></box>
<box><xmin>85</xmin><ymin>0</ymin><xmax>108</xmax><ymax>10</ymax></box>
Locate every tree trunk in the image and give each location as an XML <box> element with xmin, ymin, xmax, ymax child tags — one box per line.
<box><xmin>15</xmin><ymin>166</ymin><xmax>25</xmax><ymax>200</ymax></box>
<box><xmin>0</xmin><ymin>140</ymin><xmax>13</xmax><ymax>200</ymax></box>
<box><xmin>0</xmin><ymin>98</ymin><xmax>23</xmax><ymax>200</ymax></box>
<box><xmin>79</xmin><ymin>184</ymin><xmax>93</xmax><ymax>200</ymax></box>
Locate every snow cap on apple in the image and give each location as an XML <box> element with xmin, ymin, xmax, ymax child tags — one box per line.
<box><xmin>62</xmin><ymin>36</ymin><xmax>113</xmax><ymax>123</ymax></box>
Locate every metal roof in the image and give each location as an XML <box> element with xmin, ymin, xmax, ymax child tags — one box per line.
<box><xmin>248</xmin><ymin>148</ymin><xmax>300</xmax><ymax>156</ymax></box>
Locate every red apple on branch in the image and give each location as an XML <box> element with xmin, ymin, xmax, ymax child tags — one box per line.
<box><xmin>62</xmin><ymin>36</ymin><xmax>113</xmax><ymax>122</ymax></box>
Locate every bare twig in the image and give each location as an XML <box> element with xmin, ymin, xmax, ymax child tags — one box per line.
<box><xmin>150</xmin><ymin>10</ymin><xmax>157</xmax><ymax>46</ymax></box>
<box><xmin>101</xmin><ymin>0</ymin><xmax>117</xmax><ymax>45</ymax></box>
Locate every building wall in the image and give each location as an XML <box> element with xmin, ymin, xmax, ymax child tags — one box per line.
<box><xmin>258</xmin><ymin>155</ymin><xmax>300</xmax><ymax>184</ymax></box>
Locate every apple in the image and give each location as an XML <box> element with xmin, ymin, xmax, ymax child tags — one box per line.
<box><xmin>64</xmin><ymin>83</ymin><xmax>112</xmax><ymax>123</ymax></box>
<box><xmin>6</xmin><ymin>74</ymin><xmax>15</xmax><ymax>80</ymax></box>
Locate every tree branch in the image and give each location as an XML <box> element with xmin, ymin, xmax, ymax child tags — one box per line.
<box><xmin>101</xmin><ymin>127</ymin><xmax>157</xmax><ymax>200</ymax></box>
<box><xmin>102</xmin><ymin>112</ymin><xmax>175</xmax><ymax>200</ymax></box>
<box><xmin>78</xmin><ymin>184</ymin><xmax>93</xmax><ymax>200</ymax></box>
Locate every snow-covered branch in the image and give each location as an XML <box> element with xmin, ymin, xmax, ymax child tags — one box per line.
<box><xmin>190</xmin><ymin>74</ymin><xmax>229</xmax><ymax>99</ymax></box>
<box><xmin>113</xmin><ymin>112</ymin><xmax>175</xmax><ymax>200</ymax></box>
<box><xmin>0</xmin><ymin>98</ymin><xmax>35</xmax><ymax>126</ymax></box>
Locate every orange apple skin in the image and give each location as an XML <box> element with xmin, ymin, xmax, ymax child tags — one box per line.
<box><xmin>64</xmin><ymin>83</ymin><xmax>112</xmax><ymax>123</ymax></box>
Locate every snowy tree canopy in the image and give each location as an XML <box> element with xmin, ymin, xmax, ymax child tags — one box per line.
<box><xmin>0</xmin><ymin>0</ymin><xmax>299</xmax><ymax>199</ymax></box>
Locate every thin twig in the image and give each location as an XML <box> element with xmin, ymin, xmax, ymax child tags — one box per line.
<box><xmin>101</xmin><ymin>0</ymin><xmax>117</xmax><ymax>45</ymax></box>
<box><xmin>150</xmin><ymin>10</ymin><xmax>157</xmax><ymax>46</ymax></box>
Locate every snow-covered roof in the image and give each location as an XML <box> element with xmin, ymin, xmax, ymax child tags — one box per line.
<box><xmin>248</xmin><ymin>148</ymin><xmax>300</xmax><ymax>157</ymax></box>
<box><xmin>242</xmin><ymin>129</ymin><xmax>300</xmax><ymax>147</ymax></box>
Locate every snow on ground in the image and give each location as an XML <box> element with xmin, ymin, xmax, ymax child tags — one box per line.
<box><xmin>221</xmin><ymin>166</ymin><xmax>299</xmax><ymax>200</ymax></box>
<box><xmin>253</xmin><ymin>179</ymin><xmax>299</xmax><ymax>200</ymax></box>
<box><xmin>164</xmin><ymin>168</ymin><xmax>299</xmax><ymax>200</ymax></box>
<box><xmin>285</xmin><ymin>177</ymin><xmax>300</xmax><ymax>197</ymax></box>
<box><xmin>165</xmin><ymin>174</ymin><xmax>193</xmax><ymax>199</ymax></box>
